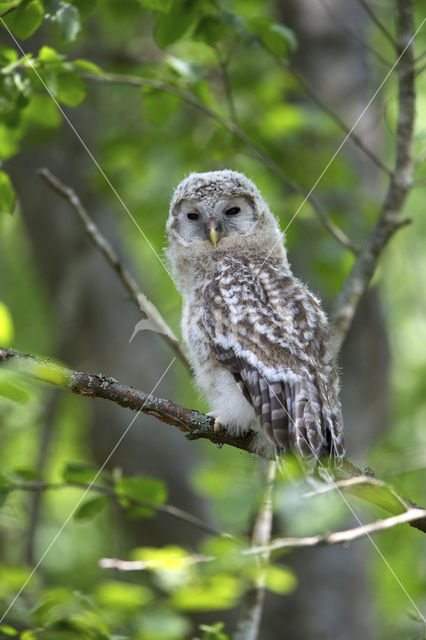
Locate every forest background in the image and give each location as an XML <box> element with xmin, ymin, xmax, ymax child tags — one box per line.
<box><xmin>0</xmin><ymin>0</ymin><xmax>425</xmax><ymax>638</ymax></box>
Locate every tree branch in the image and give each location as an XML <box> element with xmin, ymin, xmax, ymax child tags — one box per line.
<box><xmin>1</xmin><ymin>347</ymin><xmax>425</xmax><ymax>533</ymax></box>
<box><xmin>318</xmin><ymin>0</ymin><xmax>391</xmax><ymax>69</ymax></box>
<box><xmin>98</xmin><ymin>508</ymin><xmax>426</xmax><ymax>574</ymax></box>
<box><xmin>283</xmin><ymin>62</ymin><xmax>392</xmax><ymax>175</ymax></box>
<box><xmin>234</xmin><ymin>461</ymin><xmax>276</xmax><ymax>640</ymax></box>
<box><xmin>82</xmin><ymin>71</ymin><xmax>358</xmax><ymax>254</ymax></box>
<box><xmin>332</xmin><ymin>0</ymin><xmax>416</xmax><ymax>352</ymax></box>
<box><xmin>36</xmin><ymin>168</ymin><xmax>190</xmax><ymax>369</ymax></box>
<box><xmin>9</xmin><ymin>480</ymin><xmax>229</xmax><ymax>538</ymax></box>
<box><xmin>251</xmin><ymin>508</ymin><xmax>426</xmax><ymax>554</ymax></box>
<box><xmin>355</xmin><ymin>0</ymin><xmax>397</xmax><ymax>49</ymax></box>
<box><xmin>0</xmin><ymin>347</ymin><xmax>254</xmax><ymax>452</ymax></box>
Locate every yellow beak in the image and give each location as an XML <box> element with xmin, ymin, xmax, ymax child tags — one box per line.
<box><xmin>209</xmin><ymin>221</ymin><xmax>218</xmax><ymax>247</ymax></box>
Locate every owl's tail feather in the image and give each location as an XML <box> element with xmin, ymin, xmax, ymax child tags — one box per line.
<box><xmin>262</xmin><ymin>377</ymin><xmax>344</xmax><ymax>465</ymax></box>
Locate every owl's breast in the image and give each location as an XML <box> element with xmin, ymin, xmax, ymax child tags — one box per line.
<box><xmin>182</xmin><ymin>288</ymin><xmax>213</xmax><ymax>366</ymax></box>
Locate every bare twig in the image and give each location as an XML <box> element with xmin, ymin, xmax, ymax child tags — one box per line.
<box><xmin>214</xmin><ymin>45</ymin><xmax>239</xmax><ymax>123</ymax></box>
<box><xmin>318</xmin><ymin>0</ymin><xmax>391</xmax><ymax>69</ymax></box>
<box><xmin>252</xmin><ymin>508</ymin><xmax>426</xmax><ymax>554</ymax></box>
<box><xmin>332</xmin><ymin>0</ymin><xmax>416</xmax><ymax>352</ymax></box>
<box><xmin>284</xmin><ymin>62</ymin><xmax>392</xmax><ymax>175</ymax></box>
<box><xmin>10</xmin><ymin>480</ymin><xmax>229</xmax><ymax>538</ymax></box>
<box><xmin>1</xmin><ymin>346</ymin><xmax>425</xmax><ymax>534</ymax></box>
<box><xmin>355</xmin><ymin>0</ymin><xmax>397</xmax><ymax>49</ymax></box>
<box><xmin>99</xmin><ymin>554</ymin><xmax>212</xmax><ymax>571</ymax></box>
<box><xmin>37</xmin><ymin>168</ymin><xmax>189</xmax><ymax>369</ymax></box>
<box><xmin>82</xmin><ymin>71</ymin><xmax>358</xmax><ymax>254</ymax></box>
<box><xmin>234</xmin><ymin>461</ymin><xmax>276</xmax><ymax>640</ymax></box>
<box><xmin>98</xmin><ymin>508</ymin><xmax>426</xmax><ymax>573</ymax></box>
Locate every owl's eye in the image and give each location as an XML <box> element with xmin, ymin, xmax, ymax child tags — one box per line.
<box><xmin>187</xmin><ymin>213</ymin><xmax>199</xmax><ymax>220</ymax></box>
<box><xmin>225</xmin><ymin>207</ymin><xmax>241</xmax><ymax>216</ymax></box>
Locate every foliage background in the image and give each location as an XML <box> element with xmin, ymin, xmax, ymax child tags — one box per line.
<box><xmin>0</xmin><ymin>0</ymin><xmax>425</xmax><ymax>638</ymax></box>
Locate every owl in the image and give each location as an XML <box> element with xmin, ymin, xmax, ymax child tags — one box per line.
<box><xmin>166</xmin><ymin>170</ymin><xmax>345</xmax><ymax>464</ymax></box>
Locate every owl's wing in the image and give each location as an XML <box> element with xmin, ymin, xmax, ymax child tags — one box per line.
<box><xmin>201</xmin><ymin>261</ymin><xmax>345</xmax><ymax>461</ymax></box>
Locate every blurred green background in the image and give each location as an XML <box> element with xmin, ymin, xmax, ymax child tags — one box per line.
<box><xmin>0</xmin><ymin>0</ymin><xmax>425</xmax><ymax>638</ymax></box>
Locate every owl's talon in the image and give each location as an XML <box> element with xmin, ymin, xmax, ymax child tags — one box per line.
<box><xmin>213</xmin><ymin>419</ymin><xmax>223</xmax><ymax>432</ymax></box>
<box><xmin>207</xmin><ymin>412</ymin><xmax>223</xmax><ymax>432</ymax></box>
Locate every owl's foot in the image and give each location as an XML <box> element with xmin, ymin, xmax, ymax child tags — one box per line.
<box><xmin>207</xmin><ymin>411</ymin><xmax>224</xmax><ymax>432</ymax></box>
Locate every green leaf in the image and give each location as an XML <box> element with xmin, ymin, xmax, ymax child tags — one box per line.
<box><xmin>0</xmin><ymin>74</ymin><xmax>30</xmax><ymax>118</ymax></box>
<box><xmin>249</xmin><ymin>18</ymin><xmax>297</xmax><ymax>57</ymax></box>
<box><xmin>12</xmin><ymin>467</ymin><xmax>42</xmax><ymax>481</ymax></box>
<box><xmin>116</xmin><ymin>475</ymin><xmax>167</xmax><ymax>517</ymax></box>
<box><xmin>0</xmin><ymin>625</ymin><xmax>18</xmax><ymax>636</ymax></box>
<box><xmin>137</xmin><ymin>0</ymin><xmax>173</xmax><ymax>12</ymax></box>
<box><xmin>73</xmin><ymin>58</ymin><xmax>105</xmax><ymax>76</ymax></box>
<box><xmin>172</xmin><ymin>574</ymin><xmax>241</xmax><ymax>611</ymax></box>
<box><xmin>142</xmin><ymin>88</ymin><xmax>182</xmax><ymax>126</ymax></box>
<box><xmin>62</xmin><ymin>462</ymin><xmax>101</xmax><ymax>485</ymax></box>
<box><xmin>20</xmin><ymin>632</ymin><xmax>37</xmax><ymax>640</ymax></box>
<box><xmin>194</xmin><ymin>14</ymin><xmax>228</xmax><ymax>45</ymax></box>
<box><xmin>44</xmin><ymin>0</ymin><xmax>81</xmax><ymax>43</ymax></box>
<box><xmin>23</xmin><ymin>92</ymin><xmax>61</xmax><ymax>128</ymax></box>
<box><xmin>138</xmin><ymin>609</ymin><xmax>191</xmax><ymax>639</ymax></box>
<box><xmin>0</xmin><ymin>123</ymin><xmax>21</xmax><ymax>159</ymax></box>
<box><xmin>0</xmin><ymin>378</ymin><xmax>29</xmax><ymax>403</ymax></box>
<box><xmin>0</xmin><ymin>299</ymin><xmax>14</xmax><ymax>343</ymax></box>
<box><xmin>55</xmin><ymin>69</ymin><xmax>86</xmax><ymax>106</ymax></box>
<box><xmin>154</xmin><ymin>0</ymin><xmax>198</xmax><ymax>48</ymax></box>
<box><xmin>96</xmin><ymin>580</ymin><xmax>153</xmax><ymax>611</ymax></box>
<box><xmin>0</xmin><ymin>43</ymin><xmax>19</xmax><ymax>65</ymax></box>
<box><xmin>38</xmin><ymin>45</ymin><xmax>63</xmax><ymax>63</ymax></box>
<box><xmin>131</xmin><ymin>545</ymin><xmax>190</xmax><ymax>571</ymax></box>
<box><xmin>74</xmin><ymin>495</ymin><xmax>109</xmax><ymax>520</ymax></box>
<box><xmin>69</xmin><ymin>0</ymin><xmax>96</xmax><ymax>19</ymax></box>
<box><xmin>166</xmin><ymin>56</ymin><xmax>201</xmax><ymax>83</ymax></box>
<box><xmin>198</xmin><ymin>622</ymin><xmax>230</xmax><ymax>640</ymax></box>
<box><xmin>4</xmin><ymin>0</ymin><xmax>45</xmax><ymax>39</ymax></box>
<box><xmin>116</xmin><ymin>475</ymin><xmax>167</xmax><ymax>505</ymax></box>
<box><xmin>264</xmin><ymin>565</ymin><xmax>297</xmax><ymax>594</ymax></box>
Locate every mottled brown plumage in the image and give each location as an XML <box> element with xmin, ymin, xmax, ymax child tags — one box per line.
<box><xmin>166</xmin><ymin>170</ymin><xmax>345</xmax><ymax>463</ymax></box>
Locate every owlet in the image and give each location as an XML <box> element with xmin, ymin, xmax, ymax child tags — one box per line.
<box><xmin>166</xmin><ymin>170</ymin><xmax>345</xmax><ymax>464</ymax></box>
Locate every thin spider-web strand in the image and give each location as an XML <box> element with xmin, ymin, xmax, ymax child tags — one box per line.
<box><xmin>255</xmin><ymin>17</ymin><xmax>425</xmax><ymax>277</ymax></box>
<box><xmin>0</xmin><ymin>357</ymin><xmax>176</xmax><ymax>624</ymax></box>
<box><xmin>0</xmin><ymin>18</ymin><xmax>174</xmax><ymax>282</ymax></box>
<box><xmin>259</xmin><ymin>371</ymin><xmax>425</xmax><ymax>623</ymax></box>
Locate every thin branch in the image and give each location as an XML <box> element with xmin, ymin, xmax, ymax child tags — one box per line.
<box><xmin>318</xmin><ymin>0</ymin><xmax>391</xmax><ymax>69</ymax></box>
<box><xmin>234</xmin><ymin>461</ymin><xmax>276</xmax><ymax>640</ymax></box>
<box><xmin>251</xmin><ymin>508</ymin><xmax>426</xmax><ymax>554</ymax></box>
<box><xmin>1</xmin><ymin>347</ymin><xmax>425</xmax><ymax>534</ymax></box>
<box><xmin>82</xmin><ymin>71</ymin><xmax>358</xmax><ymax>254</ymax></box>
<box><xmin>10</xmin><ymin>480</ymin><xmax>228</xmax><ymax>538</ymax></box>
<box><xmin>284</xmin><ymin>62</ymin><xmax>392</xmax><ymax>175</ymax></box>
<box><xmin>332</xmin><ymin>0</ymin><xmax>416</xmax><ymax>352</ymax></box>
<box><xmin>25</xmin><ymin>391</ymin><xmax>60</xmax><ymax>565</ymax></box>
<box><xmin>214</xmin><ymin>45</ymin><xmax>239</xmax><ymax>123</ymax></box>
<box><xmin>99</xmin><ymin>554</ymin><xmax>212</xmax><ymax>571</ymax></box>
<box><xmin>37</xmin><ymin>168</ymin><xmax>190</xmax><ymax>369</ymax></box>
<box><xmin>98</xmin><ymin>508</ymin><xmax>426</xmax><ymax>573</ymax></box>
<box><xmin>355</xmin><ymin>0</ymin><xmax>397</xmax><ymax>49</ymax></box>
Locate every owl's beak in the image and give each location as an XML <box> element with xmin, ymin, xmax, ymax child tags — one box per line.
<box><xmin>208</xmin><ymin>219</ymin><xmax>219</xmax><ymax>247</ymax></box>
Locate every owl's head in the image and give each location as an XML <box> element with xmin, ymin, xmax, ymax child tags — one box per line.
<box><xmin>166</xmin><ymin>170</ymin><xmax>287</xmax><ymax>287</ymax></box>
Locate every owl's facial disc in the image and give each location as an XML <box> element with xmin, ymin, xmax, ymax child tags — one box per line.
<box><xmin>174</xmin><ymin>195</ymin><xmax>258</xmax><ymax>247</ymax></box>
